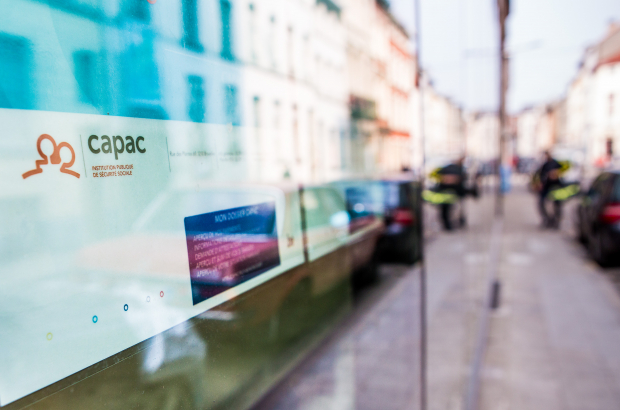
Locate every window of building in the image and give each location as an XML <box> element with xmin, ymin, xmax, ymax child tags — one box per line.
<box><xmin>303</xmin><ymin>35</ymin><xmax>310</xmax><ymax>80</ymax></box>
<box><xmin>0</xmin><ymin>33</ymin><xmax>31</xmax><ymax>109</ymax></box>
<box><xmin>253</xmin><ymin>96</ymin><xmax>261</xmax><ymax>129</ymax></box>
<box><xmin>225</xmin><ymin>84</ymin><xmax>239</xmax><ymax>125</ymax></box>
<box><xmin>187</xmin><ymin>75</ymin><xmax>206</xmax><ymax>123</ymax></box>
<box><xmin>269</xmin><ymin>15</ymin><xmax>276</xmax><ymax>69</ymax></box>
<box><xmin>124</xmin><ymin>0</ymin><xmax>150</xmax><ymax>21</ymax></box>
<box><xmin>287</xmin><ymin>26</ymin><xmax>294</xmax><ymax>77</ymax></box>
<box><xmin>307</xmin><ymin>109</ymin><xmax>314</xmax><ymax>167</ymax></box>
<box><xmin>125</xmin><ymin>43</ymin><xmax>159</xmax><ymax>102</ymax></box>
<box><xmin>253</xmin><ymin>96</ymin><xmax>262</xmax><ymax>147</ymax></box>
<box><xmin>292</xmin><ymin>104</ymin><xmax>299</xmax><ymax>162</ymax></box>
<box><xmin>220</xmin><ymin>0</ymin><xmax>234</xmax><ymax>60</ymax></box>
<box><xmin>273</xmin><ymin>100</ymin><xmax>281</xmax><ymax>129</ymax></box>
<box><xmin>249</xmin><ymin>3</ymin><xmax>257</xmax><ymax>63</ymax></box>
<box><xmin>74</xmin><ymin>50</ymin><xmax>98</xmax><ymax>105</ymax></box>
<box><xmin>182</xmin><ymin>0</ymin><xmax>203</xmax><ymax>51</ymax></box>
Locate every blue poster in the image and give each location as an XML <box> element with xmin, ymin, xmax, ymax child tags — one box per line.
<box><xmin>184</xmin><ymin>202</ymin><xmax>280</xmax><ymax>305</ymax></box>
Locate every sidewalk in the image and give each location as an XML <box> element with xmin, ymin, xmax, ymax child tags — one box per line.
<box><xmin>479</xmin><ymin>188</ymin><xmax>620</xmax><ymax>410</ymax></box>
<box><xmin>253</xmin><ymin>263</ymin><xmax>422</xmax><ymax>410</ymax></box>
<box><xmin>253</xmin><ymin>186</ymin><xmax>620</xmax><ymax>410</ymax></box>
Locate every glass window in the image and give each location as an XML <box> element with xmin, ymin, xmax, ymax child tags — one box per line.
<box><xmin>188</xmin><ymin>75</ymin><xmax>206</xmax><ymax>123</ymax></box>
<box><xmin>248</xmin><ymin>3</ymin><xmax>258</xmax><ymax>62</ymax></box>
<box><xmin>182</xmin><ymin>0</ymin><xmax>203</xmax><ymax>51</ymax></box>
<box><xmin>0</xmin><ymin>0</ymin><xmax>421</xmax><ymax>408</ymax></box>
<box><xmin>252</xmin><ymin>95</ymin><xmax>261</xmax><ymax>128</ymax></box>
<box><xmin>124</xmin><ymin>0</ymin><xmax>150</xmax><ymax>21</ymax></box>
<box><xmin>225</xmin><ymin>84</ymin><xmax>240</xmax><ymax>126</ymax></box>
<box><xmin>0</xmin><ymin>33</ymin><xmax>31</xmax><ymax>109</ymax></box>
<box><xmin>74</xmin><ymin>50</ymin><xmax>100</xmax><ymax>105</ymax></box>
<box><xmin>220</xmin><ymin>0</ymin><xmax>234</xmax><ymax>60</ymax></box>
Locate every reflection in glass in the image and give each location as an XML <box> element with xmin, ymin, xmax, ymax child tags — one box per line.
<box><xmin>182</xmin><ymin>0</ymin><xmax>203</xmax><ymax>52</ymax></box>
<box><xmin>0</xmin><ymin>33</ymin><xmax>32</xmax><ymax>109</ymax></box>
<box><xmin>188</xmin><ymin>75</ymin><xmax>206</xmax><ymax>123</ymax></box>
<box><xmin>220</xmin><ymin>0</ymin><xmax>234</xmax><ymax>61</ymax></box>
<box><xmin>226</xmin><ymin>84</ymin><xmax>240</xmax><ymax>126</ymax></box>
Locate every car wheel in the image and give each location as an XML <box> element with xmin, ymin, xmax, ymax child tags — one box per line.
<box><xmin>589</xmin><ymin>231</ymin><xmax>611</xmax><ymax>267</ymax></box>
<box><xmin>352</xmin><ymin>256</ymin><xmax>379</xmax><ymax>290</ymax></box>
<box><xmin>577</xmin><ymin>230</ymin><xmax>587</xmax><ymax>244</ymax></box>
<box><xmin>576</xmin><ymin>216</ymin><xmax>587</xmax><ymax>244</ymax></box>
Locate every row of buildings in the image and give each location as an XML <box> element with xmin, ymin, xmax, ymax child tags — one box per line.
<box><xmin>1</xmin><ymin>0</ymin><xmax>473</xmax><ymax>183</ymax></box>
<box><xmin>514</xmin><ymin>22</ymin><xmax>620</xmax><ymax>176</ymax></box>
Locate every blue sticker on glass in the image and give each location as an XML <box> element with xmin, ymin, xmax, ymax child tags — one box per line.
<box><xmin>184</xmin><ymin>201</ymin><xmax>280</xmax><ymax>305</ymax></box>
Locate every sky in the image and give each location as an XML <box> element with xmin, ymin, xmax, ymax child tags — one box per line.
<box><xmin>389</xmin><ymin>0</ymin><xmax>620</xmax><ymax>114</ymax></box>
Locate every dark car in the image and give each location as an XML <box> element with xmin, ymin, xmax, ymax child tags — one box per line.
<box><xmin>328</xmin><ymin>180</ymin><xmax>387</xmax><ymax>288</ymax></box>
<box><xmin>375</xmin><ymin>177</ymin><xmax>423</xmax><ymax>265</ymax></box>
<box><xmin>576</xmin><ymin>171</ymin><xmax>620</xmax><ymax>266</ymax></box>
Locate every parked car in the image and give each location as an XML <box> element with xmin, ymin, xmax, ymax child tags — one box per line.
<box><xmin>576</xmin><ymin>170</ymin><xmax>620</xmax><ymax>266</ymax></box>
<box><xmin>328</xmin><ymin>180</ymin><xmax>386</xmax><ymax>288</ymax></box>
<box><xmin>375</xmin><ymin>176</ymin><xmax>423</xmax><ymax>265</ymax></box>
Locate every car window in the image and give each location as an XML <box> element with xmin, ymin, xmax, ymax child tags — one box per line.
<box><xmin>346</xmin><ymin>187</ymin><xmax>372</xmax><ymax>219</ymax></box>
<box><xmin>303</xmin><ymin>188</ymin><xmax>347</xmax><ymax>229</ymax></box>
<box><xmin>323</xmin><ymin>189</ymin><xmax>347</xmax><ymax>215</ymax></box>
<box><xmin>303</xmin><ymin>188</ymin><xmax>330</xmax><ymax>229</ymax></box>
<box><xmin>383</xmin><ymin>182</ymin><xmax>401</xmax><ymax>209</ymax></box>
<box><xmin>382</xmin><ymin>181</ymin><xmax>415</xmax><ymax>209</ymax></box>
<box><xmin>399</xmin><ymin>183</ymin><xmax>415</xmax><ymax>208</ymax></box>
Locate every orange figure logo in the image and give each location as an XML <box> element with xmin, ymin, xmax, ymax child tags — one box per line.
<box><xmin>22</xmin><ymin>134</ymin><xmax>80</xmax><ymax>179</ymax></box>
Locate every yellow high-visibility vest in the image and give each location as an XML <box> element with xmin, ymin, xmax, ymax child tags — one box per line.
<box><xmin>422</xmin><ymin>190</ymin><xmax>459</xmax><ymax>204</ymax></box>
<box><xmin>547</xmin><ymin>184</ymin><xmax>580</xmax><ymax>201</ymax></box>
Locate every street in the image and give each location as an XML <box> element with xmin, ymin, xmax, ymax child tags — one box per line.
<box><xmin>254</xmin><ymin>183</ymin><xmax>620</xmax><ymax>410</ymax></box>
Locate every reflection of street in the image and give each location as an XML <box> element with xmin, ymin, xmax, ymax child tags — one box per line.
<box><xmin>253</xmin><ymin>264</ymin><xmax>421</xmax><ymax>410</ymax></box>
<box><xmin>254</xmin><ymin>182</ymin><xmax>620</xmax><ymax>410</ymax></box>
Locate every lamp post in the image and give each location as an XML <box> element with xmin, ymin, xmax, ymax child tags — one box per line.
<box><xmin>413</xmin><ymin>1</ymin><xmax>427</xmax><ymax>409</ymax></box>
<box><xmin>496</xmin><ymin>0</ymin><xmax>510</xmax><ymax>216</ymax></box>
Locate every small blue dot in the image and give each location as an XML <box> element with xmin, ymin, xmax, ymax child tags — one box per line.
<box><xmin>92</xmin><ymin>315</ymin><xmax>98</xmax><ymax>323</ymax></box>
<box><xmin>124</xmin><ymin>304</ymin><xmax>128</xmax><ymax>311</ymax></box>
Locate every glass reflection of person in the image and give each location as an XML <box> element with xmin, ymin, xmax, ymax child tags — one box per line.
<box><xmin>534</xmin><ymin>150</ymin><xmax>563</xmax><ymax>228</ymax></box>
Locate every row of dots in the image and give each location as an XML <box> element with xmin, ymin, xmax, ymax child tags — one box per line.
<box><xmin>46</xmin><ymin>291</ymin><xmax>165</xmax><ymax>340</ymax></box>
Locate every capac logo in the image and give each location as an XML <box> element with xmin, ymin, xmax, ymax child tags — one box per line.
<box><xmin>87</xmin><ymin>135</ymin><xmax>146</xmax><ymax>159</ymax></box>
<box><xmin>22</xmin><ymin>134</ymin><xmax>80</xmax><ymax>179</ymax></box>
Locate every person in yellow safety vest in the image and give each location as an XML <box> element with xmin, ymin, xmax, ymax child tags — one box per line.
<box><xmin>533</xmin><ymin>151</ymin><xmax>566</xmax><ymax>229</ymax></box>
<box><xmin>435</xmin><ymin>157</ymin><xmax>466</xmax><ymax>231</ymax></box>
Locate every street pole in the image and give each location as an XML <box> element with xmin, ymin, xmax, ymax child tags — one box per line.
<box><xmin>413</xmin><ymin>1</ymin><xmax>427</xmax><ymax>409</ymax></box>
<box><xmin>496</xmin><ymin>0</ymin><xmax>509</xmax><ymax>216</ymax></box>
